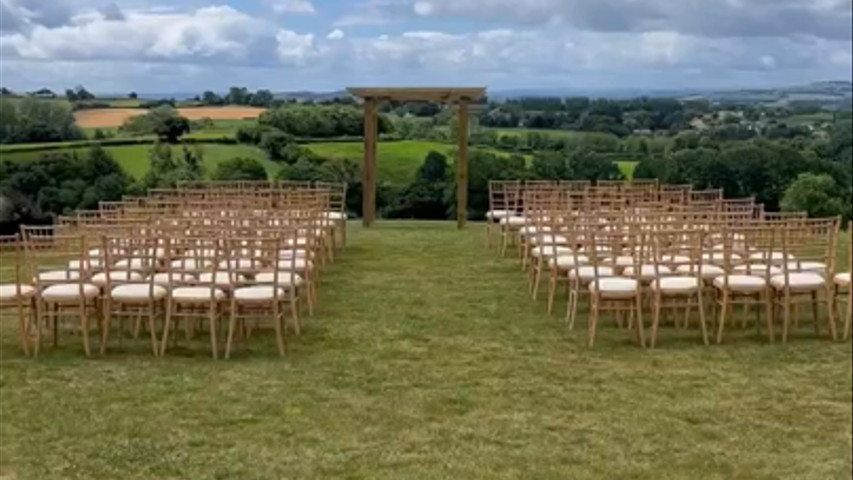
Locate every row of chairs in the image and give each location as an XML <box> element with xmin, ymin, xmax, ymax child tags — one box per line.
<box><xmin>0</xmin><ymin>181</ymin><xmax>349</xmax><ymax>359</ymax></box>
<box><xmin>486</xmin><ymin>180</ymin><xmax>852</xmax><ymax>347</ymax></box>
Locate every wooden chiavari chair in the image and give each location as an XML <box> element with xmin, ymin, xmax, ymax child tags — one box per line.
<box><xmin>23</xmin><ymin>225</ymin><xmax>100</xmax><ymax>356</ymax></box>
<box><xmin>713</xmin><ymin>224</ymin><xmax>776</xmax><ymax>344</ymax></box>
<box><xmin>584</xmin><ymin>220</ymin><xmax>646</xmax><ymax>348</ymax></box>
<box><xmin>486</xmin><ymin>180</ymin><xmax>521</xmax><ymax>250</ymax></box>
<box><xmin>0</xmin><ymin>234</ymin><xmax>34</xmax><ymax>355</ymax></box>
<box><xmin>772</xmin><ymin>217</ymin><xmax>840</xmax><ymax>342</ymax></box>
<box><xmin>648</xmin><ymin>228</ymin><xmax>709</xmax><ymax>347</ymax></box>
<box><xmin>100</xmin><ymin>231</ymin><xmax>165</xmax><ymax>355</ymax></box>
<box><xmin>835</xmin><ymin>221</ymin><xmax>852</xmax><ymax>339</ymax></box>
<box><xmin>160</xmin><ymin>235</ymin><xmax>227</xmax><ymax>358</ymax></box>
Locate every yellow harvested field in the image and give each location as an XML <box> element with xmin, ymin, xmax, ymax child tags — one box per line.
<box><xmin>74</xmin><ymin>106</ymin><xmax>266</xmax><ymax>128</ymax></box>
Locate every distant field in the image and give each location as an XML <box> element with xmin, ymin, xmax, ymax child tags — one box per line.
<box><xmin>490</xmin><ymin>128</ymin><xmax>588</xmax><ymax>139</ymax></box>
<box><xmin>307</xmin><ymin>141</ymin><xmax>453</xmax><ymax>185</ymax></box>
<box><xmin>779</xmin><ymin>112</ymin><xmax>836</xmax><ymax>126</ymax></box>
<box><xmin>306</xmin><ymin>141</ymin><xmax>530</xmax><ymax>185</ymax></box>
<box><xmin>74</xmin><ymin>106</ymin><xmax>266</xmax><ymax>128</ymax></box>
<box><xmin>2</xmin><ymin>143</ymin><xmax>280</xmax><ymax>179</ymax></box>
<box><xmin>617</xmin><ymin>161</ymin><xmax>639</xmax><ymax>179</ymax></box>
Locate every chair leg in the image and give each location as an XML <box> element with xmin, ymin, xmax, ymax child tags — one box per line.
<box><xmin>810</xmin><ymin>291</ymin><xmax>820</xmax><ymax>337</ymax></box>
<box><xmin>101</xmin><ymin>298</ymin><xmax>112</xmax><ymax>355</ymax></box>
<box><xmin>272</xmin><ymin>300</ymin><xmax>285</xmax><ymax>357</ymax></box>
<box><xmin>844</xmin><ymin>288</ymin><xmax>852</xmax><ymax>340</ymax></box>
<box><xmin>17</xmin><ymin>301</ymin><xmax>30</xmax><ymax>356</ymax></box>
<box><xmin>225</xmin><ymin>300</ymin><xmax>237</xmax><ymax>359</ymax></box>
<box><xmin>208</xmin><ymin>304</ymin><xmax>218</xmax><ymax>360</ymax></box>
<box><xmin>148</xmin><ymin>304</ymin><xmax>158</xmax><ymax>356</ymax></box>
<box><xmin>782</xmin><ymin>290</ymin><xmax>791</xmax><ymax>344</ymax></box>
<box><xmin>547</xmin><ymin>270</ymin><xmax>557</xmax><ymax>315</ymax></box>
<box><xmin>825</xmin><ymin>286</ymin><xmax>837</xmax><ymax>341</ymax></box>
<box><xmin>650</xmin><ymin>292</ymin><xmax>662</xmax><ymax>348</ymax></box>
<box><xmin>80</xmin><ymin>302</ymin><xmax>91</xmax><ymax>357</ymax></box>
<box><xmin>34</xmin><ymin>300</ymin><xmax>43</xmax><ymax>357</ymax></box>
<box><xmin>697</xmin><ymin>290</ymin><xmax>709</xmax><ymax>346</ymax></box>
<box><xmin>160</xmin><ymin>300</ymin><xmax>173</xmax><ymax>356</ymax></box>
<box><xmin>635</xmin><ymin>294</ymin><xmax>646</xmax><ymax>348</ymax></box>
<box><xmin>764</xmin><ymin>290</ymin><xmax>774</xmax><ymax>344</ymax></box>
<box><xmin>588</xmin><ymin>295</ymin><xmax>599</xmax><ymax>348</ymax></box>
<box><xmin>716</xmin><ymin>292</ymin><xmax>728</xmax><ymax>344</ymax></box>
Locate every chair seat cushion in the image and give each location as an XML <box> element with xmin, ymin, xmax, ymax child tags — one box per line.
<box><xmin>486</xmin><ymin>209</ymin><xmax>515</xmax><ymax>220</ymax></box>
<box><xmin>733</xmin><ymin>264</ymin><xmax>783</xmax><ymax>277</ymax></box>
<box><xmin>660</xmin><ymin>255</ymin><xmax>691</xmax><ymax>264</ymax></box>
<box><xmin>605</xmin><ymin>255</ymin><xmax>635</xmax><ymax>267</ymax></box>
<box><xmin>91</xmin><ymin>271</ymin><xmax>144</xmax><ymax>287</ymax></box>
<box><xmin>713</xmin><ymin>275</ymin><xmax>766</xmax><ymax>293</ymax></box>
<box><xmin>702</xmin><ymin>252</ymin><xmax>741</xmax><ymax>265</ymax></box>
<box><xmin>198</xmin><ymin>272</ymin><xmax>241</xmax><ymax>286</ymax></box>
<box><xmin>589</xmin><ymin>278</ymin><xmax>639</xmax><ymax>299</ymax></box>
<box><xmin>233</xmin><ymin>286</ymin><xmax>286</xmax><ymax>301</ymax></box>
<box><xmin>623</xmin><ymin>265</ymin><xmax>672</xmax><ymax>279</ymax></box>
<box><xmin>519</xmin><ymin>226</ymin><xmax>551</xmax><ymax>236</ymax></box>
<box><xmin>255</xmin><ymin>272</ymin><xmax>304</xmax><ymax>287</ymax></box>
<box><xmin>150</xmin><ymin>272</ymin><xmax>197</xmax><ymax>286</ymax></box>
<box><xmin>36</xmin><ymin>270</ymin><xmax>80</xmax><ymax>282</ymax></box>
<box><xmin>529</xmin><ymin>234</ymin><xmax>568</xmax><ymax>245</ymax></box>
<box><xmin>749</xmin><ymin>251</ymin><xmax>790</xmax><ymax>263</ymax></box>
<box><xmin>278</xmin><ymin>249</ymin><xmax>313</xmax><ymax>259</ymax></box>
<box><xmin>110</xmin><ymin>284</ymin><xmax>167</xmax><ymax>301</ymax></box>
<box><xmin>171</xmin><ymin>287</ymin><xmax>225</xmax><ymax>302</ymax></box>
<box><xmin>0</xmin><ymin>284</ymin><xmax>35</xmax><ymax>300</ymax></box>
<box><xmin>548</xmin><ymin>255</ymin><xmax>589</xmax><ymax>269</ymax></box>
<box><xmin>42</xmin><ymin>283</ymin><xmax>99</xmax><ymax>301</ymax></box>
<box><xmin>114</xmin><ymin>258</ymin><xmax>155</xmax><ymax>270</ymax></box>
<box><xmin>835</xmin><ymin>272</ymin><xmax>851</xmax><ymax>287</ymax></box>
<box><xmin>275</xmin><ymin>258</ymin><xmax>313</xmax><ymax>271</ymax></box>
<box><xmin>499</xmin><ymin>215</ymin><xmax>526</xmax><ymax>227</ymax></box>
<box><xmin>530</xmin><ymin>246</ymin><xmax>572</xmax><ymax>258</ymax></box>
<box><xmin>170</xmin><ymin>259</ymin><xmax>213</xmax><ymax>271</ymax></box>
<box><xmin>651</xmin><ymin>277</ymin><xmax>700</xmax><ymax>295</ymax></box>
<box><xmin>68</xmin><ymin>258</ymin><xmax>102</xmax><ymax>270</ymax></box>
<box><xmin>218</xmin><ymin>259</ymin><xmax>262</xmax><ymax>271</ymax></box>
<box><xmin>569</xmin><ymin>266</ymin><xmax>614</xmax><ymax>280</ymax></box>
<box><xmin>324</xmin><ymin>211</ymin><xmax>347</xmax><ymax>221</ymax></box>
<box><xmin>285</xmin><ymin>237</ymin><xmax>311</xmax><ymax>247</ymax></box>
<box><xmin>786</xmin><ymin>261</ymin><xmax>828</xmax><ymax>274</ymax></box>
<box><xmin>770</xmin><ymin>273</ymin><xmax>826</xmax><ymax>292</ymax></box>
<box><xmin>675</xmin><ymin>264</ymin><xmax>726</xmax><ymax>278</ymax></box>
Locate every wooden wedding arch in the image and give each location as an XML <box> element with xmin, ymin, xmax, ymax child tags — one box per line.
<box><xmin>347</xmin><ymin>87</ymin><xmax>487</xmax><ymax>229</ymax></box>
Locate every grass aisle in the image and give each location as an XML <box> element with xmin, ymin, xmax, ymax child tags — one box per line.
<box><xmin>0</xmin><ymin>221</ymin><xmax>851</xmax><ymax>479</ymax></box>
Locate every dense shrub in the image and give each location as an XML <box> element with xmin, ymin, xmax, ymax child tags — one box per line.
<box><xmin>259</xmin><ymin>105</ymin><xmax>393</xmax><ymax>138</ymax></box>
<box><xmin>781</xmin><ymin>173</ymin><xmax>851</xmax><ymax>220</ymax></box>
<box><xmin>0</xmin><ymin>97</ymin><xmax>83</xmax><ymax>144</ymax></box>
<box><xmin>386</xmin><ymin>151</ymin><xmax>451</xmax><ymax>219</ymax></box>
<box><xmin>212</xmin><ymin>157</ymin><xmax>268</xmax><ymax>181</ymax></box>
<box><xmin>0</xmin><ymin>145</ymin><xmax>131</xmax><ymax>232</ymax></box>
<box><xmin>121</xmin><ymin>105</ymin><xmax>190</xmax><ymax>142</ymax></box>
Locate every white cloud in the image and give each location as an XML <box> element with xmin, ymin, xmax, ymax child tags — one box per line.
<box><xmin>1</xmin><ymin>6</ymin><xmax>273</xmax><ymax>63</ymax></box>
<box><xmin>327</xmin><ymin>29</ymin><xmax>345</xmax><ymax>40</ymax></box>
<box><xmin>378</xmin><ymin>0</ymin><xmax>853</xmax><ymax>41</ymax></box>
<box><xmin>276</xmin><ymin>29</ymin><xmax>317</xmax><ymax>64</ymax></box>
<box><xmin>269</xmin><ymin>0</ymin><xmax>316</xmax><ymax>15</ymax></box>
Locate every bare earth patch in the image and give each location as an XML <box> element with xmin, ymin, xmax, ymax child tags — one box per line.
<box><xmin>74</xmin><ymin>106</ymin><xmax>266</xmax><ymax>128</ymax></box>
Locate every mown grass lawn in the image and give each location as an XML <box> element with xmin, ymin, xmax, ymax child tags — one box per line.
<box><xmin>1</xmin><ymin>221</ymin><xmax>850</xmax><ymax>479</ymax></box>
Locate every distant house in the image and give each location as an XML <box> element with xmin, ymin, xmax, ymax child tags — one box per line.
<box><xmin>690</xmin><ymin>118</ymin><xmax>709</xmax><ymax>131</ymax></box>
<box><xmin>30</xmin><ymin>88</ymin><xmax>56</xmax><ymax>98</ymax></box>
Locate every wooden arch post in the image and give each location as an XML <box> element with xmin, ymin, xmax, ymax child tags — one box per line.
<box><xmin>347</xmin><ymin>87</ymin><xmax>486</xmax><ymax>229</ymax></box>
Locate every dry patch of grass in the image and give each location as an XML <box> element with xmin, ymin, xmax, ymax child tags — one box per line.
<box><xmin>0</xmin><ymin>222</ymin><xmax>850</xmax><ymax>479</ymax></box>
<box><xmin>74</xmin><ymin>106</ymin><xmax>266</xmax><ymax>128</ymax></box>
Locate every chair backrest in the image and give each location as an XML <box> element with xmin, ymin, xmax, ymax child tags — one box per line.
<box><xmin>22</xmin><ymin>225</ymin><xmax>91</xmax><ymax>293</ymax></box>
<box><xmin>0</xmin><ymin>234</ymin><xmax>25</xmax><ymax>292</ymax></box>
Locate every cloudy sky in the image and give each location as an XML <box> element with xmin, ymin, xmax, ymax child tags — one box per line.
<box><xmin>1</xmin><ymin>0</ymin><xmax>851</xmax><ymax>94</ymax></box>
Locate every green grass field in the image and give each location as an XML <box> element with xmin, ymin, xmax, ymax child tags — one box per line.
<box><xmin>617</xmin><ymin>160</ymin><xmax>639</xmax><ymax>179</ymax></box>
<box><xmin>0</xmin><ymin>222</ymin><xmax>850</xmax><ymax>479</ymax></box>
<box><xmin>307</xmin><ymin>141</ymin><xmax>454</xmax><ymax>185</ymax></box>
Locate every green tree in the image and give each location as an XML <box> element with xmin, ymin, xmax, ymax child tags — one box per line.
<box><xmin>781</xmin><ymin>173</ymin><xmax>847</xmax><ymax>218</ymax></box>
<box><xmin>250</xmin><ymin>89</ymin><xmax>274</xmax><ymax>107</ymax></box>
<box><xmin>212</xmin><ymin>157</ymin><xmax>268</xmax><ymax>181</ymax></box>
